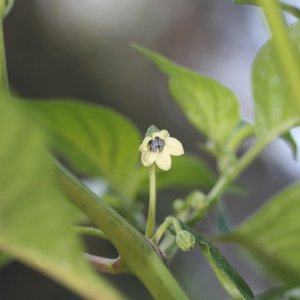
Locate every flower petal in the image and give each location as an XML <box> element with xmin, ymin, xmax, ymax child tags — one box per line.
<box><xmin>139</xmin><ymin>136</ymin><xmax>152</xmax><ymax>152</ymax></box>
<box><xmin>154</xmin><ymin>130</ymin><xmax>169</xmax><ymax>140</ymax></box>
<box><xmin>141</xmin><ymin>151</ymin><xmax>157</xmax><ymax>167</ymax></box>
<box><xmin>165</xmin><ymin>137</ymin><xmax>184</xmax><ymax>156</ymax></box>
<box><xmin>156</xmin><ymin>151</ymin><xmax>172</xmax><ymax>171</ymax></box>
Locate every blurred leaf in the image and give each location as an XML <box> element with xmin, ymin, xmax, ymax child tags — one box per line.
<box><xmin>223</xmin><ymin>183</ymin><xmax>300</xmax><ymax>286</ymax></box>
<box><xmin>183</xmin><ymin>225</ymin><xmax>254</xmax><ymax>300</ymax></box>
<box><xmin>216</xmin><ymin>121</ymin><xmax>254</xmax><ymax>173</ymax></box>
<box><xmin>252</xmin><ymin>22</ymin><xmax>300</xmax><ymax>139</ymax></box>
<box><xmin>0</xmin><ymin>252</ymin><xmax>11</xmax><ymax>268</ymax></box>
<box><xmin>257</xmin><ymin>287</ymin><xmax>300</xmax><ymax>300</ymax></box>
<box><xmin>282</xmin><ymin>131</ymin><xmax>298</xmax><ymax>160</ymax></box>
<box><xmin>215</xmin><ymin>201</ymin><xmax>232</xmax><ymax>234</ymax></box>
<box><xmin>224</xmin><ymin>121</ymin><xmax>254</xmax><ymax>154</ymax></box>
<box><xmin>0</xmin><ymin>99</ymin><xmax>124</xmax><ymax>300</ymax></box>
<box><xmin>157</xmin><ymin>155</ymin><xmax>215</xmax><ymax>190</ymax></box>
<box><xmin>3</xmin><ymin>0</ymin><xmax>15</xmax><ymax>18</ymax></box>
<box><xmin>22</xmin><ymin>99</ymin><xmax>141</xmax><ymax>196</ymax></box>
<box><xmin>234</xmin><ymin>0</ymin><xmax>257</xmax><ymax>4</ymax></box>
<box><xmin>132</xmin><ymin>44</ymin><xmax>240</xmax><ymax>150</ymax></box>
<box><xmin>139</xmin><ymin>154</ymin><xmax>215</xmax><ymax>193</ymax></box>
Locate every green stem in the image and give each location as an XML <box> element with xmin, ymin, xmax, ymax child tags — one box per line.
<box><xmin>279</xmin><ymin>2</ymin><xmax>300</xmax><ymax>19</ymax></box>
<box><xmin>235</xmin><ymin>0</ymin><xmax>300</xmax><ymax>20</ymax></box>
<box><xmin>145</xmin><ymin>164</ymin><xmax>156</xmax><ymax>238</ymax></box>
<box><xmin>152</xmin><ymin>218</ymin><xmax>172</xmax><ymax>244</ymax></box>
<box><xmin>75</xmin><ymin>226</ymin><xmax>108</xmax><ymax>240</ymax></box>
<box><xmin>187</xmin><ymin>144</ymin><xmax>261</xmax><ymax>225</ymax></box>
<box><xmin>152</xmin><ymin>216</ymin><xmax>182</xmax><ymax>244</ymax></box>
<box><xmin>188</xmin><ymin>119</ymin><xmax>299</xmax><ymax>226</ymax></box>
<box><xmin>0</xmin><ymin>1</ymin><xmax>9</xmax><ymax>95</ymax></box>
<box><xmin>55</xmin><ymin>161</ymin><xmax>189</xmax><ymax>300</ymax></box>
<box><xmin>261</xmin><ymin>1</ymin><xmax>300</xmax><ymax>111</ymax></box>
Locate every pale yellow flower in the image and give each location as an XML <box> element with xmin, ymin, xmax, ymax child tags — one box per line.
<box><xmin>139</xmin><ymin>126</ymin><xmax>184</xmax><ymax>171</ymax></box>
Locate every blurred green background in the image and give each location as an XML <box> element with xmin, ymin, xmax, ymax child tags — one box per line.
<box><xmin>1</xmin><ymin>0</ymin><xmax>299</xmax><ymax>299</ymax></box>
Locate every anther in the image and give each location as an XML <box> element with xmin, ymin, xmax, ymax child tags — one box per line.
<box><xmin>149</xmin><ymin>137</ymin><xmax>165</xmax><ymax>152</ymax></box>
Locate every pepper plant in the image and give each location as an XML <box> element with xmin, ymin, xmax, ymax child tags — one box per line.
<box><xmin>1</xmin><ymin>1</ymin><xmax>300</xmax><ymax>299</ymax></box>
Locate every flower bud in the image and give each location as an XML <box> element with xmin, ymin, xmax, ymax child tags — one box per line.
<box><xmin>173</xmin><ymin>199</ymin><xmax>185</xmax><ymax>212</ymax></box>
<box><xmin>176</xmin><ymin>230</ymin><xmax>196</xmax><ymax>252</ymax></box>
<box><xmin>186</xmin><ymin>191</ymin><xmax>207</xmax><ymax>210</ymax></box>
<box><xmin>145</xmin><ymin>125</ymin><xmax>160</xmax><ymax>137</ymax></box>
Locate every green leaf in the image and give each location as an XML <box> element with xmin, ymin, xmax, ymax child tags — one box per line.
<box><xmin>182</xmin><ymin>225</ymin><xmax>254</xmax><ymax>300</ymax></box>
<box><xmin>22</xmin><ymin>99</ymin><xmax>141</xmax><ymax>196</ymax></box>
<box><xmin>132</xmin><ymin>44</ymin><xmax>240</xmax><ymax>150</ymax></box>
<box><xmin>0</xmin><ymin>98</ymin><xmax>124</xmax><ymax>300</ymax></box>
<box><xmin>139</xmin><ymin>154</ymin><xmax>215</xmax><ymax>193</ymax></box>
<box><xmin>252</xmin><ymin>22</ymin><xmax>300</xmax><ymax>139</ymax></box>
<box><xmin>224</xmin><ymin>183</ymin><xmax>300</xmax><ymax>286</ymax></box>
<box><xmin>157</xmin><ymin>155</ymin><xmax>215</xmax><ymax>190</ymax></box>
<box><xmin>282</xmin><ymin>131</ymin><xmax>298</xmax><ymax>159</ymax></box>
<box><xmin>223</xmin><ymin>122</ymin><xmax>254</xmax><ymax>154</ymax></box>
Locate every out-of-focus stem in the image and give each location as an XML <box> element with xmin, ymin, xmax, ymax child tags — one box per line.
<box><xmin>0</xmin><ymin>1</ymin><xmax>9</xmax><ymax>95</ymax></box>
<box><xmin>145</xmin><ymin>164</ymin><xmax>156</xmax><ymax>238</ymax></box>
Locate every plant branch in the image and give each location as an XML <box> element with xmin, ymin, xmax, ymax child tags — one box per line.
<box><xmin>188</xmin><ymin>118</ymin><xmax>299</xmax><ymax>226</ymax></box>
<box><xmin>76</xmin><ymin>226</ymin><xmax>108</xmax><ymax>240</ymax></box>
<box><xmin>194</xmin><ymin>1</ymin><xmax>300</xmax><ymax>224</ymax></box>
<box><xmin>152</xmin><ymin>216</ymin><xmax>181</xmax><ymax>245</ymax></box>
<box><xmin>55</xmin><ymin>161</ymin><xmax>189</xmax><ymax>300</ymax></box>
<box><xmin>235</xmin><ymin>0</ymin><xmax>300</xmax><ymax>19</ymax></box>
<box><xmin>0</xmin><ymin>1</ymin><xmax>9</xmax><ymax>95</ymax></box>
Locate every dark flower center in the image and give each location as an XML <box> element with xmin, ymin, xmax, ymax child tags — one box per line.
<box><xmin>149</xmin><ymin>137</ymin><xmax>165</xmax><ymax>153</ymax></box>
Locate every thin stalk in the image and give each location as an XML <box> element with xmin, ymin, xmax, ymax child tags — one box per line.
<box><xmin>152</xmin><ymin>216</ymin><xmax>182</xmax><ymax>245</ymax></box>
<box><xmin>188</xmin><ymin>119</ymin><xmax>299</xmax><ymax>226</ymax></box>
<box><xmin>145</xmin><ymin>164</ymin><xmax>156</xmax><ymax>238</ymax></box>
<box><xmin>0</xmin><ymin>1</ymin><xmax>9</xmax><ymax>95</ymax></box>
<box><xmin>152</xmin><ymin>218</ymin><xmax>172</xmax><ymax>245</ymax></box>
<box><xmin>187</xmin><ymin>142</ymin><xmax>263</xmax><ymax>225</ymax></box>
<box><xmin>207</xmin><ymin>137</ymin><xmax>266</xmax><ymax>205</ymax></box>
